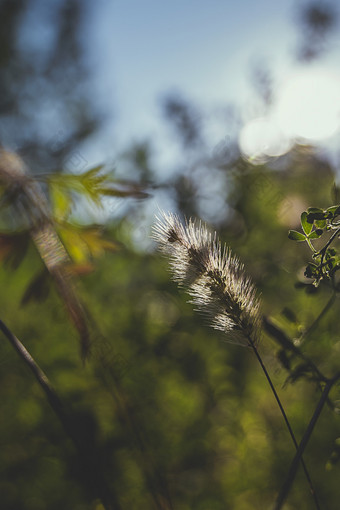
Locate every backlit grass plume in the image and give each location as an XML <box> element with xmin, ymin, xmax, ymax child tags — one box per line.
<box><xmin>153</xmin><ymin>210</ymin><xmax>320</xmax><ymax>510</ymax></box>
<box><xmin>152</xmin><ymin>211</ymin><xmax>261</xmax><ymax>346</ymax></box>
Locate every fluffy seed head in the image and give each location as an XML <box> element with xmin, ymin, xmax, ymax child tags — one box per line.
<box><xmin>152</xmin><ymin>211</ymin><xmax>261</xmax><ymax>346</ymax></box>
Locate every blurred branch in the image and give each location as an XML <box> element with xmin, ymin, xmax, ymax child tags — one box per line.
<box><xmin>248</xmin><ymin>334</ymin><xmax>321</xmax><ymax>510</ymax></box>
<box><xmin>0</xmin><ymin>318</ymin><xmax>120</xmax><ymax>510</ymax></box>
<box><xmin>263</xmin><ymin>317</ymin><xmax>327</xmax><ymax>383</ymax></box>
<box><xmin>298</xmin><ymin>291</ymin><xmax>337</xmax><ymax>346</ymax></box>
<box><xmin>0</xmin><ymin>150</ymin><xmax>91</xmax><ymax>358</ymax></box>
<box><xmin>274</xmin><ymin>371</ymin><xmax>340</xmax><ymax>510</ymax></box>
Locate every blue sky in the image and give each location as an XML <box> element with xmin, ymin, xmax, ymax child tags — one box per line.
<box><xmin>78</xmin><ymin>0</ymin><xmax>340</xmax><ymax>176</ymax></box>
<box><xmin>68</xmin><ymin>0</ymin><xmax>340</xmax><ymax>230</ymax></box>
<box><xmin>85</xmin><ymin>1</ymin><xmax>299</xmax><ymax>156</ymax></box>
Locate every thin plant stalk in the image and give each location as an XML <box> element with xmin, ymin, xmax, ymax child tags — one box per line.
<box><xmin>247</xmin><ymin>335</ymin><xmax>321</xmax><ymax>510</ymax></box>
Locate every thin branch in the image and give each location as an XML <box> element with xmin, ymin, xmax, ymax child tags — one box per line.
<box><xmin>298</xmin><ymin>291</ymin><xmax>336</xmax><ymax>347</ymax></box>
<box><xmin>317</xmin><ymin>227</ymin><xmax>340</xmax><ymax>263</ymax></box>
<box><xmin>263</xmin><ymin>317</ymin><xmax>327</xmax><ymax>384</ymax></box>
<box><xmin>274</xmin><ymin>372</ymin><xmax>340</xmax><ymax>510</ymax></box>
<box><xmin>247</xmin><ymin>335</ymin><xmax>321</xmax><ymax>510</ymax></box>
<box><xmin>0</xmin><ymin>319</ymin><xmax>120</xmax><ymax>510</ymax></box>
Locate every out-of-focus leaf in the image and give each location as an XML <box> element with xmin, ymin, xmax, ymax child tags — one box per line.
<box><xmin>58</xmin><ymin>223</ymin><xmax>119</xmax><ymax>264</ymax></box>
<box><xmin>281</xmin><ymin>307</ymin><xmax>298</xmax><ymax>324</ymax></box>
<box><xmin>44</xmin><ymin>166</ymin><xmax>149</xmax><ymax>207</ymax></box>
<box><xmin>0</xmin><ymin>232</ymin><xmax>30</xmax><ymax>269</ymax></box>
<box><xmin>79</xmin><ymin>228</ymin><xmax>119</xmax><ymax>258</ymax></box>
<box><xmin>66</xmin><ymin>262</ymin><xmax>95</xmax><ymax>275</ymax></box>
<box><xmin>277</xmin><ymin>349</ymin><xmax>291</xmax><ymax>371</ymax></box>
<box><xmin>49</xmin><ymin>182</ymin><xmax>73</xmax><ymax>220</ymax></box>
<box><xmin>58</xmin><ymin>227</ymin><xmax>89</xmax><ymax>264</ymax></box>
<box><xmin>99</xmin><ymin>187</ymin><xmax>150</xmax><ymax>199</ymax></box>
<box><xmin>44</xmin><ymin>165</ymin><xmax>106</xmax><ymax>205</ymax></box>
<box><xmin>21</xmin><ymin>268</ymin><xmax>50</xmax><ymax>305</ymax></box>
<box><xmin>288</xmin><ymin>230</ymin><xmax>306</xmax><ymax>241</ymax></box>
<box><xmin>286</xmin><ymin>363</ymin><xmax>312</xmax><ymax>384</ymax></box>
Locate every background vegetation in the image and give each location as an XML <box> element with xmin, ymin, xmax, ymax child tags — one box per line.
<box><xmin>0</xmin><ymin>1</ymin><xmax>340</xmax><ymax>509</ymax></box>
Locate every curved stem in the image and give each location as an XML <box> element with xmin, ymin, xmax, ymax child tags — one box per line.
<box><xmin>247</xmin><ymin>335</ymin><xmax>321</xmax><ymax>510</ymax></box>
<box><xmin>274</xmin><ymin>372</ymin><xmax>340</xmax><ymax>510</ymax></box>
<box><xmin>318</xmin><ymin>227</ymin><xmax>340</xmax><ymax>262</ymax></box>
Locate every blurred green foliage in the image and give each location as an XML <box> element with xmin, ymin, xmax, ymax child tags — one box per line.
<box><xmin>0</xmin><ymin>146</ymin><xmax>340</xmax><ymax>509</ymax></box>
<box><xmin>1</xmin><ymin>1</ymin><xmax>340</xmax><ymax>509</ymax></box>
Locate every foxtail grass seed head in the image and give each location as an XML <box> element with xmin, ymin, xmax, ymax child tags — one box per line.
<box><xmin>152</xmin><ymin>211</ymin><xmax>261</xmax><ymax>346</ymax></box>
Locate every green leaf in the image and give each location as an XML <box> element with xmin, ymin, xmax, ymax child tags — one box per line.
<box><xmin>326</xmin><ymin>248</ymin><xmax>337</xmax><ymax>259</ymax></box>
<box><xmin>307</xmin><ymin>207</ymin><xmax>324</xmax><ymax>214</ymax></box>
<box><xmin>308</xmin><ymin>229</ymin><xmax>323</xmax><ymax>239</ymax></box>
<box><xmin>326</xmin><ymin>205</ymin><xmax>340</xmax><ymax>218</ymax></box>
<box><xmin>49</xmin><ymin>182</ymin><xmax>73</xmax><ymax>220</ymax></box>
<box><xmin>44</xmin><ymin>167</ymin><xmax>149</xmax><ymax>208</ymax></box>
<box><xmin>315</xmin><ymin>219</ymin><xmax>326</xmax><ymax>228</ymax></box>
<box><xmin>307</xmin><ymin>207</ymin><xmax>326</xmax><ymax>222</ymax></box>
<box><xmin>301</xmin><ymin>211</ymin><xmax>313</xmax><ymax>234</ymax></box>
<box><xmin>288</xmin><ymin>230</ymin><xmax>306</xmax><ymax>242</ymax></box>
<box><xmin>326</xmin><ymin>258</ymin><xmax>336</xmax><ymax>270</ymax></box>
<box><xmin>58</xmin><ymin>223</ymin><xmax>118</xmax><ymax>264</ymax></box>
<box><xmin>304</xmin><ymin>262</ymin><xmax>318</xmax><ymax>279</ymax></box>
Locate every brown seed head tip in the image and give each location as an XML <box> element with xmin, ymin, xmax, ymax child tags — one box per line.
<box><xmin>152</xmin><ymin>211</ymin><xmax>261</xmax><ymax>346</ymax></box>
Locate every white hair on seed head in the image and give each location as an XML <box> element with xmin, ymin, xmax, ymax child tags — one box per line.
<box><xmin>152</xmin><ymin>210</ymin><xmax>261</xmax><ymax>346</ymax></box>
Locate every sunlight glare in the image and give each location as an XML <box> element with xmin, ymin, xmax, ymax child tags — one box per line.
<box><xmin>238</xmin><ymin>117</ymin><xmax>292</xmax><ymax>164</ymax></box>
<box><xmin>275</xmin><ymin>68</ymin><xmax>340</xmax><ymax>141</ymax></box>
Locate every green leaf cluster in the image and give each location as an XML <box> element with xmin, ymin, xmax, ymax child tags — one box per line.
<box><xmin>289</xmin><ymin>206</ymin><xmax>340</xmax><ymax>287</ymax></box>
<box><xmin>0</xmin><ymin>163</ymin><xmax>148</xmax><ymax>304</ymax></box>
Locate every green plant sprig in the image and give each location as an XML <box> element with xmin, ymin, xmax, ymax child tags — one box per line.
<box><xmin>288</xmin><ymin>205</ymin><xmax>340</xmax><ymax>287</ymax></box>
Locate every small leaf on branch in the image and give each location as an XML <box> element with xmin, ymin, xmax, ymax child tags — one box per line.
<box><xmin>288</xmin><ymin>230</ymin><xmax>306</xmax><ymax>242</ymax></box>
<box><xmin>326</xmin><ymin>205</ymin><xmax>340</xmax><ymax>218</ymax></box>
<box><xmin>315</xmin><ymin>219</ymin><xmax>326</xmax><ymax>229</ymax></box>
<box><xmin>307</xmin><ymin>207</ymin><xmax>327</xmax><ymax>223</ymax></box>
<box><xmin>301</xmin><ymin>211</ymin><xmax>313</xmax><ymax>234</ymax></box>
<box><xmin>304</xmin><ymin>262</ymin><xmax>318</xmax><ymax>279</ymax></box>
<box><xmin>308</xmin><ymin>229</ymin><xmax>323</xmax><ymax>239</ymax></box>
